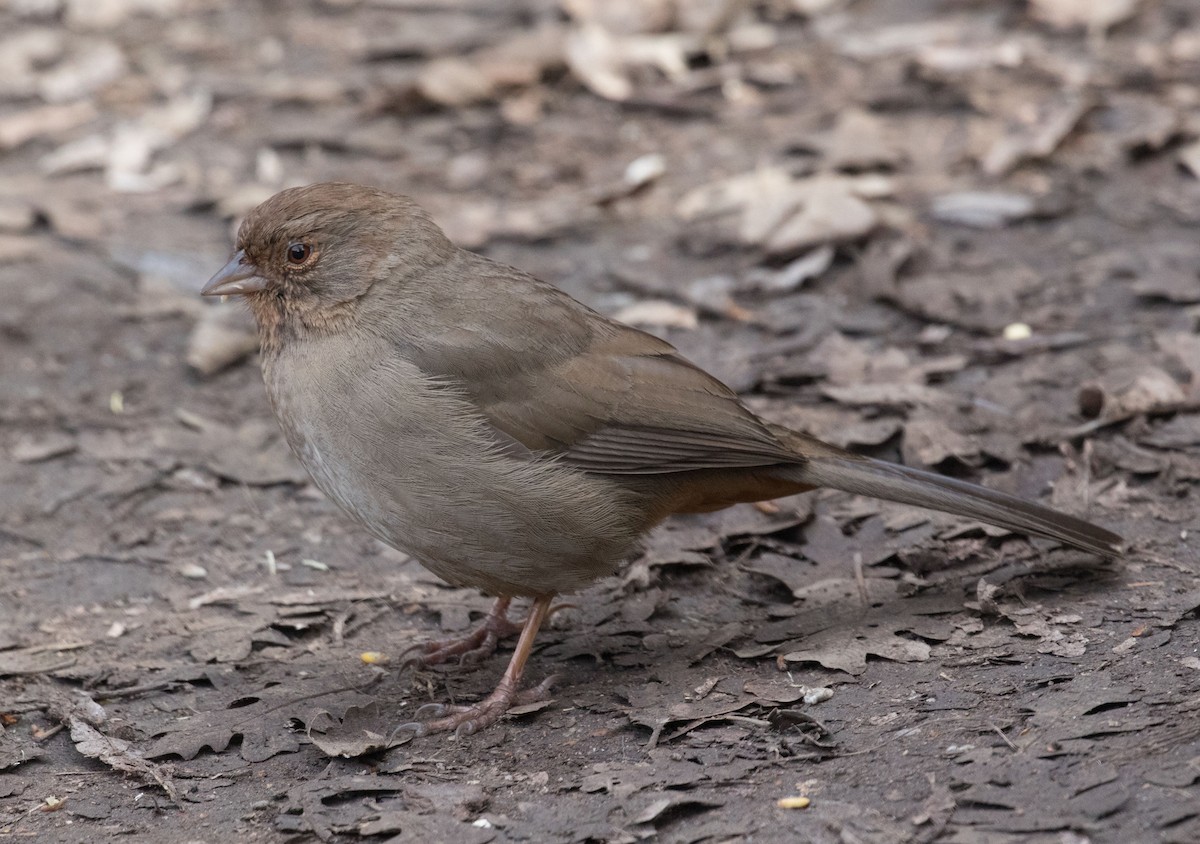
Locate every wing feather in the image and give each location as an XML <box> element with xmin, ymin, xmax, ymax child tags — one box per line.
<box><xmin>391</xmin><ymin>252</ymin><xmax>798</xmax><ymax>475</ymax></box>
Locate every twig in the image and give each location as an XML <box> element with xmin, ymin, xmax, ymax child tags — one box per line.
<box><xmin>989</xmin><ymin>721</ymin><xmax>1018</xmax><ymax>751</ymax></box>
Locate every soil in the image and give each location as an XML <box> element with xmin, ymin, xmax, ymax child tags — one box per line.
<box><xmin>2</xmin><ymin>1</ymin><xmax>1199</xmax><ymax>842</ymax></box>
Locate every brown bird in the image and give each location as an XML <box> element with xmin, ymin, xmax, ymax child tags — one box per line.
<box><xmin>203</xmin><ymin>183</ymin><xmax>1122</xmax><ymax>737</ymax></box>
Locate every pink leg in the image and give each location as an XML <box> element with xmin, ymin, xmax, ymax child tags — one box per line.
<box><xmin>395</xmin><ymin>594</ymin><xmax>557</xmax><ymax>738</ymax></box>
<box><xmin>401</xmin><ymin>596</ymin><xmax>522</xmax><ymax>669</ymax></box>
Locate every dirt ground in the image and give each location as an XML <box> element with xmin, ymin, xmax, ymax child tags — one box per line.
<box><xmin>2</xmin><ymin>1</ymin><xmax>1199</xmax><ymax>842</ymax></box>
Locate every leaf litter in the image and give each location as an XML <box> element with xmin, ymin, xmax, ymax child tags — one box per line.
<box><xmin>2</xmin><ymin>0</ymin><xmax>1200</xmax><ymax>841</ymax></box>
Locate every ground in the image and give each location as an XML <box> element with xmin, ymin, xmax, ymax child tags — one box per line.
<box><xmin>1</xmin><ymin>1</ymin><xmax>1199</xmax><ymax>842</ymax></box>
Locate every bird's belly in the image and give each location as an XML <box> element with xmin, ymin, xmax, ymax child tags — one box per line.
<box><xmin>263</xmin><ymin>351</ymin><xmax>642</xmax><ymax>595</ymax></box>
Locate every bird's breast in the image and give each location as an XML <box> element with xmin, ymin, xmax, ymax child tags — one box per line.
<box><xmin>258</xmin><ymin>338</ymin><xmax>646</xmax><ymax>595</ymax></box>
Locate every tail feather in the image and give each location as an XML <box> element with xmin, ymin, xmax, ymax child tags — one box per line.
<box><xmin>785</xmin><ymin>454</ymin><xmax>1123</xmax><ymax>557</ymax></box>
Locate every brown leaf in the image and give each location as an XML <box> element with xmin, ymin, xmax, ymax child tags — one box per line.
<box><xmin>930</xmin><ymin>191</ymin><xmax>1036</xmax><ymax>229</ymax></box>
<box><xmin>983</xmin><ymin>91</ymin><xmax>1092</xmax><ymax>176</ymax></box>
<box><xmin>306</xmin><ymin>702</ymin><xmax>402</xmax><ymax>758</ymax></box>
<box><xmin>902</xmin><ymin>411</ymin><xmax>981</xmax><ymax>468</ymax></box>
<box><xmin>0</xmin><ymin>102</ymin><xmax>96</xmax><ymax>150</ymax></box>
<box><xmin>69</xmin><ymin>716</ymin><xmax>178</xmax><ymax>803</ymax></box>
<box><xmin>10</xmin><ymin>432</ymin><xmax>77</xmax><ymax>464</ymax></box>
<box><xmin>417</xmin><ymin>57</ymin><xmax>495</xmax><ymax>108</ymax></box>
<box><xmin>814</xmin><ymin>109</ymin><xmax>904</xmax><ymax>171</ymax></box>
<box><xmin>1082</xmin><ymin>368</ymin><xmax>1188</xmax><ymax>424</ymax></box>
<box><xmin>677</xmin><ymin>168</ymin><xmax>891</xmax><ymax>255</ymax></box>
<box><xmin>779</xmin><ymin>620</ymin><xmax>932</xmax><ymax>674</ymax></box>
<box><xmin>1029</xmin><ymin>0</ymin><xmax>1140</xmax><ymax>33</ymax></box>
<box><xmin>187</xmin><ymin>306</ymin><xmax>259</xmax><ymax>376</ymax></box>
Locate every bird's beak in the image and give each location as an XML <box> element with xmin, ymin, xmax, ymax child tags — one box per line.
<box><xmin>201</xmin><ymin>250</ymin><xmax>268</xmax><ymax>297</ymax></box>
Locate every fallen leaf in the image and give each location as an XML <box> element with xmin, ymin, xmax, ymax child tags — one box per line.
<box><xmin>1180</xmin><ymin>140</ymin><xmax>1200</xmax><ymax>179</ymax></box>
<box><xmin>983</xmin><ymin>92</ymin><xmax>1092</xmax><ymax>176</ymax></box>
<box><xmin>1029</xmin><ymin>0</ymin><xmax>1140</xmax><ymax>34</ymax></box>
<box><xmin>69</xmin><ymin>715</ymin><xmax>178</xmax><ymax>802</ymax></box>
<box><xmin>562</xmin><ymin>0</ymin><xmax>676</xmax><ymax>35</ymax></box>
<box><xmin>902</xmin><ymin>411</ymin><xmax>981</xmax><ymax>468</ymax></box>
<box><xmin>633</xmin><ymin>794</ymin><xmax>723</xmax><ymax>825</ymax></box>
<box><xmin>763</xmin><ymin>175</ymin><xmax>881</xmax><ymax>255</ymax></box>
<box><xmin>64</xmin><ymin>0</ymin><xmax>184</xmax><ymax>30</ymax></box>
<box><xmin>611</xmin><ymin>299</ymin><xmax>698</xmax><ymax>329</ymax></box>
<box><xmin>187</xmin><ymin>306</ymin><xmax>260</xmax><ymax>376</ymax></box>
<box><xmin>930</xmin><ymin>191</ymin><xmax>1037</xmax><ymax>228</ymax></box>
<box><xmin>145</xmin><ymin>677</ymin><xmax>371</xmax><ymax>762</ymax></box>
<box><xmin>38</xmin><ymin>40</ymin><xmax>127</xmax><ymax>103</ymax></box>
<box><xmin>814</xmin><ymin>108</ymin><xmax>904</xmax><ymax>171</ymax></box>
<box><xmin>1134</xmin><ymin>272</ymin><xmax>1200</xmax><ymax>305</ymax></box>
<box><xmin>0</xmin><ymin>729</ymin><xmax>44</xmax><ymax>772</ymax></box>
<box><xmin>11</xmin><ymin>432</ymin><xmax>77</xmax><ymax>464</ymax></box>
<box><xmin>744</xmin><ymin>245</ymin><xmax>835</xmax><ymax>292</ymax></box>
<box><xmin>0</xmin><ymin>101</ymin><xmax>96</xmax><ymax>150</ymax></box>
<box><xmin>678</xmin><ymin>167</ymin><xmax>890</xmax><ymax>254</ymax></box>
<box><xmin>417</xmin><ymin>57</ymin><xmax>494</xmax><ymax>107</ymax></box>
<box><xmin>564</xmin><ymin>22</ymin><xmax>694</xmax><ymax>101</ymax></box>
<box><xmin>307</xmin><ymin>702</ymin><xmax>403</xmax><ymax>758</ymax></box>
<box><xmin>1080</xmin><ymin>368</ymin><xmax>1188</xmax><ymax>425</ymax></box>
<box><xmin>779</xmin><ymin>620</ymin><xmax>933</xmax><ymax>674</ymax></box>
<box><xmin>357</xmin><ymin>811</ymin><xmax>497</xmax><ymax>843</ymax></box>
<box><xmin>821</xmin><ymin>381</ymin><xmax>942</xmax><ymax>407</ymax></box>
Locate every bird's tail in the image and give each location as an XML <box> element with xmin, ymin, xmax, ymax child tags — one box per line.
<box><xmin>774</xmin><ymin>443</ymin><xmax>1123</xmax><ymax>557</ymax></box>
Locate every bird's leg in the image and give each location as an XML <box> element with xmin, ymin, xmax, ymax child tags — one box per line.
<box><xmin>396</xmin><ymin>594</ymin><xmax>556</xmax><ymax>737</ymax></box>
<box><xmin>401</xmin><ymin>596</ymin><xmax>523</xmax><ymax>668</ymax></box>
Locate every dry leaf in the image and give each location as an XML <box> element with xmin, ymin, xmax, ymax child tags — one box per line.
<box><xmin>38</xmin><ymin>41</ymin><xmax>127</xmax><ymax>103</ymax></box>
<box><xmin>1081</xmin><ymin>367</ymin><xmax>1189</xmax><ymax>425</ymax></box>
<box><xmin>612</xmin><ymin>299</ymin><xmax>699</xmax><ymax>329</ymax></box>
<box><xmin>64</xmin><ymin>0</ymin><xmax>184</xmax><ymax>30</ymax></box>
<box><xmin>1029</xmin><ymin>0</ymin><xmax>1140</xmax><ymax>34</ymax></box>
<box><xmin>564</xmin><ymin>22</ymin><xmax>694</xmax><ymax>101</ymax></box>
<box><xmin>815</xmin><ymin>108</ymin><xmax>904</xmax><ymax>171</ymax></box>
<box><xmin>902</xmin><ymin>412</ymin><xmax>980</xmax><ymax>467</ymax></box>
<box><xmin>561</xmin><ymin>0</ymin><xmax>676</xmax><ymax>35</ymax></box>
<box><xmin>931</xmin><ymin>191</ymin><xmax>1036</xmax><ymax>229</ymax></box>
<box><xmin>764</xmin><ymin>176</ymin><xmax>880</xmax><ymax>255</ymax></box>
<box><xmin>744</xmin><ymin>245</ymin><xmax>835</xmax><ymax>292</ymax></box>
<box><xmin>1155</xmin><ymin>332</ymin><xmax>1200</xmax><ymax>386</ymax></box>
<box><xmin>306</xmin><ymin>702</ymin><xmax>405</xmax><ymax>757</ymax></box>
<box><xmin>187</xmin><ymin>306</ymin><xmax>260</xmax><ymax>376</ymax></box>
<box><xmin>779</xmin><ymin>621</ymin><xmax>933</xmax><ymax>675</ymax></box>
<box><xmin>1180</xmin><ymin>140</ymin><xmax>1200</xmax><ymax>180</ymax></box>
<box><xmin>0</xmin><ymin>101</ymin><xmax>96</xmax><ymax>150</ymax></box>
<box><xmin>417</xmin><ymin>57</ymin><xmax>494</xmax><ymax>107</ymax></box>
<box><xmin>69</xmin><ymin>715</ymin><xmax>178</xmax><ymax>802</ymax></box>
<box><xmin>11</xmin><ymin>432</ymin><xmax>77</xmax><ymax>464</ymax></box>
<box><xmin>983</xmin><ymin>92</ymin><xmax>1092</xmax><ymax>176</ymax></box>
<box><xmin>677</xmin><ymin>168</ymin><xmax>889</xmax><ymax>255</ymax></box>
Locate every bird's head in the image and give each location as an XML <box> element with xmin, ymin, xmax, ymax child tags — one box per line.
<box><xmin>202</xmin><ymin>182</ymin><xmax>454</xmax><ymax>347</ymax></box>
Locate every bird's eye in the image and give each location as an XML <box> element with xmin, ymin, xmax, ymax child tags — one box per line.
<box><xmin>286</xmin><ymin>242</ymin><xmax>314</xmax><ymax>266</ymax></box>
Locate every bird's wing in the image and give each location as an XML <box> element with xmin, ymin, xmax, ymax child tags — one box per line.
<box><xmin>396</xmin><ymin>257</ymin><xmax>796</xmax><ymax>475</ymax></box>
<box><xmin>479</xmin><ymin>324</ymin><xmax>798</xmax><ymax>474</ymax></box>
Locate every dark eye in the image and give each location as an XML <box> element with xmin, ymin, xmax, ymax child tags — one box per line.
<box><xmin>286</xmin><ymin>242</ymin><xmax>314</xmax><ymax>265</ymax></box>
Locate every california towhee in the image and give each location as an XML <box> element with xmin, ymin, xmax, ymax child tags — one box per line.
<box><xmin>203</xmin><ymin>183</ymin><xmax>1122</xmax><ymax>736</ymax></box>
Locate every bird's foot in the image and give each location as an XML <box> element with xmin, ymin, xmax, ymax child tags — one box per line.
<box><xmin>392</xmin><ymin>594</ymin><xmax>557</xmax><ymax>739</ymax></box>
<box><xmin>401</xmin><ymin>596</ymin><xmax>522</xmax><ymax>669</ymax></box>
<box><xmin>392</xmin><ymin>673</ymin><xmax>558</xmax><ymax>739</ymax></box>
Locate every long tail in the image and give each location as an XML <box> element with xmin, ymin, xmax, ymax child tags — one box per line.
<box><xmin>777</xmin><ymin>450</ymin><xmax>1123</xmax><ymax>557</ymax></box>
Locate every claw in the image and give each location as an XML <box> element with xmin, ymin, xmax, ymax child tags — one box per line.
<box><xmin>401</xmin><ymin>596</ymin><xmax>522</xmax><ymax>670</ymax></box>
<box><xmin>546</xmin><ymin>601</ymin><xmax>578</xmax><ymax>619</ymax></box>
<box><xmin>388</xmin><ymin>595</ymin><xmax>558</xmax><ymax>739</ymax></box>
<box><xmin>389</xmin><ymin>722</ymin><xmax>426</xmax><ymax>741</ymax></box>
<box><xmin>518</xmin><ymin>674</ymin><xmax>559</xmax><ymax>703</ymax></box>
<box><xmin>413</xmin><ymin>702</ymin><xmax>449</xmax><ymax>719</ymax></box>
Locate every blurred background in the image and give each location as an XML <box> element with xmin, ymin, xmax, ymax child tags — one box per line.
<box><xmin>1</xmin><ymin>0</ymin><xmax>1199</xmax><ymax>841</ymax></box>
